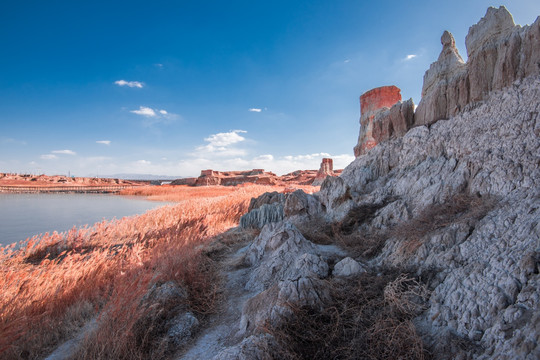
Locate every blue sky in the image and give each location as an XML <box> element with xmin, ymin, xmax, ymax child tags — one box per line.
<box><xmin>1</xmin><ymin>1</ymin><xmax>539</xmax><ymax>177</ymax></box>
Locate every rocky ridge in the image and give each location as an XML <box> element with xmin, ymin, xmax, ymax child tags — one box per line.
<box><xmin>172</xmin><ymin>160</ymin><xmax>342</xmax><ymax>187</ymax></box>
<box><xmin>187</xmin><ymin>7</ymin><xmax>539</xmax><ymax>359</ymax></box>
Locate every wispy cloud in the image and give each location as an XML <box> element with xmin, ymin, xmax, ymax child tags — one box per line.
<box><xmin>52</xmin><ymin>149</ymin><xmax>76</xmax><ymax>155</ymax></box>
<box><xmin>403</xmin><ymin>54</ymin><xmax>417</xmax><ymax>61</ymax></box>
<box><xmin>96</xmin><ymin>140</ymin><xmax>111</xmax><ymax>145</ymax></box>
<box><xmin>248</xmin><ymin>108</ymin><xmax>262</xmax><ymax>113</ymax></box>
<box><xmin>344</xmin><ymin>59</ymin><xmax>351</xmax><ymax>63</ymax></box>
<box><xmin>1</xmin><ymin>137</ymin><xmax>27</xmax><ymax>145</ymax></box>
<box><xmin>130</xmin><ymin>106</ymin><xmax>179</xmax><ymax>127</ymax></box>
<box><xmin>40</xmin><ymin>154</ymin><xmax>58</xmax><ymax>160</ymax></box>
<box><xmin>114</xmin><ymin>80</ymin><xmax>144</xmax><ymax>88</ymax></box>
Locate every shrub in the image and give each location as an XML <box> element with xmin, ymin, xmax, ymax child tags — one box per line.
<box><xmin>269</xmin><ymin>271</ymin><xmax>431</xmax><ymax>360</ymax></box>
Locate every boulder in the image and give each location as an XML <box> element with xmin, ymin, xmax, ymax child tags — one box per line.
<box><xmin>243</xmin><ymin>222</ymin><xmax>328</xmax><ymax>292</ymax></box>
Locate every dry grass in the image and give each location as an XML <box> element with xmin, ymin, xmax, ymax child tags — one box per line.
<box><xmin>268</xmin><ymin>271</ymin><xmax>431</xmax><ymax>360</ymax></box>
<box><xmin>298</xmin><ymin>193</ymin><xmax>496</xmax><ymax>260</ymax></box>
<box><xmin>394</xmin><ymin>193</ymin><xmax>496</xmax><ymax>257</ymax></box>
<box><xmin>0</xmin><ymin>184</ymin><xmax>284</xmax><ymax>360</ymax></box>
<box><xmin>119</xmin><ymin>184</ymin><xmax>318</xmax><ymax>202</ymax></box>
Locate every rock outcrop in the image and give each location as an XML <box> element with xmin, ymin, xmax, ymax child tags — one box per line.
<box><xmin>320</xmin><ymin>75</ymin><xmax>540</xmax><ymax>358</ymax></box>
<box><xmin>415</xmin><ymin>6</ymin><xmax>540</xmax><ymax>127</ymax></box>
<box><xmin>239</xmin><ymin>189</ymin><xmax>323</xmax><ymax>229</ymax></box>
<box><xmin>353</xmin><ymin>85</ymin><xmax>403</xmax><ymax>157</ymax></box>
<box><xmin>356</xmin><ymin>6</ymin><xmax>540</xmax><ymax>156</ymax></box>
<box><xmin>312</xmin><ymin>158</ymin><xmax>335</xmax><ymax>186</ymax></box>
<box><xmin>414</xmin><ymin>30</ymin><xmax>469</xmax><ymax>126</ymax></box>
<box><xmin>372</xmin><ymin>97</ymin><xmax>415</xmax><ymax>144</ymax></box>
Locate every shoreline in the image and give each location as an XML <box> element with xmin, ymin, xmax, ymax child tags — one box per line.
<box><xmin>0</xmin><ymin>185</ymin><xmax>137</xmax><ymax>194</ymax></box>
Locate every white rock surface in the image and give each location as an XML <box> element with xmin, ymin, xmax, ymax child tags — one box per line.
<box><xmin>333</xmin><ymin>257</ymin><xmax>366</xmax><ymax>277</ymax></box>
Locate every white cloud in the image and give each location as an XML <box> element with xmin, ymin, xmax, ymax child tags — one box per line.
<box><xmin>193</xmin><ymin>130</ymin><xmax>248</xmax><ymax>158</ymax></box>
<box><xmin>96</xmin><ymin>140</ymin><xmax>111</xmax><ymax>145</ymax></box>
<box><xmin>114</xmin><ymin>80</ymin><xmax>144</xmax><ymax>88</ymax></box>
<box><xmin>136</xmin><ymin>160</ymin><xmax>151</xmax><ymax>165</ymax></box>
<box><xmin>40</xmin><ymin>154</ymin><xmax>58</xmax><ymax>160</ymax></box>
<box><xmin>52</xmin><ymin>149</ymin><xmax>76</xmax><ymax>155</ymax></box>
<box><xmin>131</xmin><ymin>106</ymin><xmax>157</xmax><ymax>117</ymax></box>
<box><xmin>248</xmin><ymin>108</ymin><xmax>262</xmax><ymax>113</ymax></box>
<box><xmin>159</xmin><ymin>110</ymin><xmax>168</xmax><ymax>115</ymax></box>
<box><xmin>344</xmin><ymin>59</ymin><xmax>351</xmax><ymax>63</ymax></box>
<box><xmin>404</xmin><ymin>54</ymin><xmax>417</xmax><ymax>61</ymax></box>
<box><xmin>204</xmin><ymin>130</ymin><xmax>247</xmax><ymax>147</ymax></box>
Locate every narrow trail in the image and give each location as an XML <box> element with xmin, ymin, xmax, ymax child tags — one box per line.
<box><xmin>178</xmin><ymin>245</ymin><xmax>255</xmax><ymax>360</ymax></box>
<box><xmin>43</xmin><ymin>319</ymin><xmax>97</xmax><ymax>360</ymax></box>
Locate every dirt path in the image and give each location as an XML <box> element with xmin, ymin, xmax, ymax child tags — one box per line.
<box><xmin>178</xmin><ymin>245</ymin><xmax>256</xmax><ymax>360</ymax></box>
<box><xmin>43</xmin><ymin>319</ymin><xmax>96</xmax><ymax>360</ymax></box>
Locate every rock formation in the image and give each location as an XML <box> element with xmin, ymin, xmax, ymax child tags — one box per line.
<box><xmin>353</xmin><ymin>85</ymin><xmax>403</xmax><ymax>157</ymax></box>
<box><xmin>172</xmin><ymin>162</ymin><xmax>343</xmax><ymax>187</ymax></box>
<box><xmin>415</xmin><ymin>6</ymin><xmax>540</xmax><ymax>126</ymax></box>
<box><xmin>312</xmin><ymin>158</ymin><xmax>334</xmax><ymax>186</ymax></box>
<box><xmin>355</xmin><ymin>6</ymin><xmax>540</xmax><ymax>156</ymax></box>
<box><xmin>207</xmin><ymin>7</ymin><xmax>540</xmax><ymax>359</ymax></box>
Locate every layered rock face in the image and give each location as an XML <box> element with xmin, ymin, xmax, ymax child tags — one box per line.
<box><xmin>354</xmin><ymin>85</ymin><xmax>416</xmax><ymax>157</ymax></box>
<box><xmin>415</xmin><ymin>6</ymin><xmax>540</xmax><ymax>126</ymax></box>
<box><xmin>353</xmin><ymin>86</ymin><xmax>402</xmax><ymax>157</ymax></box>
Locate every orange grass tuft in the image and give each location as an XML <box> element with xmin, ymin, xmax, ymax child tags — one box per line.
<box><xmin>0</xmin><ymin>184</ymin><xmax>283</xmax><ymax>359</ymax></box>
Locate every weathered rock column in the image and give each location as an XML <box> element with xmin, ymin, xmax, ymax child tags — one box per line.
<box><xmin>353</xmin><ymin>85</ymin><xmax>402</xmax><ymax>157</ymax></box>
<box><xmin>312</xmin><ymin>158</ymin><xmax>334</xmax><ymax>186</ymax></box>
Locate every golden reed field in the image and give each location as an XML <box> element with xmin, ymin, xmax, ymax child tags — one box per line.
<box><xmin>0</xmin><ymin>185</ymin><xmax>316</xmax><ymax>359</ymax></box>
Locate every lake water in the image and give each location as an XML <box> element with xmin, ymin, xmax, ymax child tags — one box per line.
<box><xmin>0</xmin><ymin>193</ymin><xmax>170</xmax><ymax>247</ymax></box>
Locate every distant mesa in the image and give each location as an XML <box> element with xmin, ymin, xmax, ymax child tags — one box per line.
<box><xmin>354</xmin><ymin>6</ymin><xmax>540</xmax><ymax>157</ymax></box>
<box><xmin>171</xmin><ymin>158</ymin><xmax>342</xmax><ymax>187</ymax></box>
<box><xmin>0</xmin><ymin>173</ymin><xmax>142</xmax><ymax>189</ymax></box>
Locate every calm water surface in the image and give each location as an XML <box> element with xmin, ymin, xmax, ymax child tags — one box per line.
<box><xmin>0</xmin><ymin>193</ymin><xmax>170</xmax><ymax>247</ymax></box>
